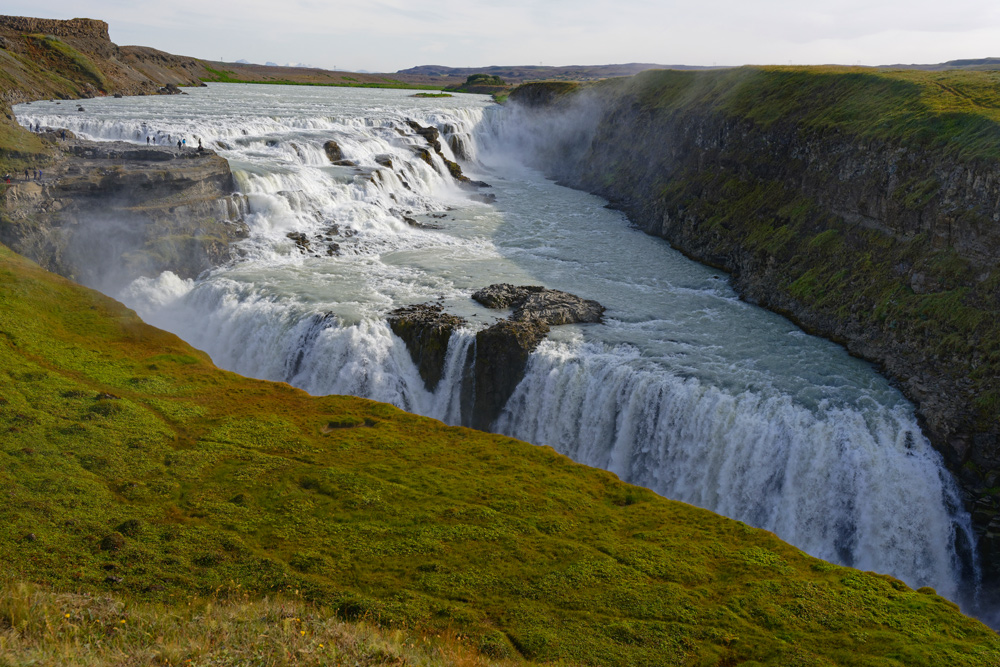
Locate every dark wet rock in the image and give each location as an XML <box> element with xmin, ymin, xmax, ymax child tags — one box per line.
<box><xmin>405</xmin><ymin>119</ymin><xmax>490</xmax><ymax>189</ymax></box>
<box><xmin>323</xmin><ymin>140</ymin><xmax>343</xmax><ymax>163</ymax></box>
<box><xmin>470</xmin><ymin>193</ymin><xmax>497</xmax><ymax>204</ymax></box>
<box><xmin>401</xmin><ymin>215</ymin><xmax>442</xmax><ymax>230</ymax></box>
<box><xmin>516</xmin><ymin>291</ymin><xmax>604</xmax><ymax>325</ymax></box>
<box><xmin>286</xmin><ymin>232</ymin><xmax>310</xmax><ymax>251</ymax></box>
<box><xmin>473</xmin><ymin>284</ymin><xmax>604</xmax><ymax>325</ymax></box>
<box><xmin>157</xmin><ymin>83</ymin><xmax>182</xmax><ymax>95</ymax></box>
<box><xmin>414</xmin><ymin>146</ymin><xmax>434</xmax><ymax>166</ymax></box>
<box><xmin>472</xmin><ymin>318</ymin><xmax>550</xmax><ymax>430</ymax></box>
<box><xmin>327</xmin><ymin>242</ymin><xmax>340</xmax><ymax>256</ymax></box>
<box><xmin>331</xmin><ymin>159</ymin><xmax>357</xmax><ymax>167</ymax></box>
<box><xmin>406</xmin><ymin>120</ymin><xmax>442</xmax><ymax>152</ymax></box>
<box><xmin>390</xmin><ymin>285</ymin><xmax>604</xmax><ymax>429</ymax></box>
<box><xmin>388</xmin><ymin>303</ymin><xmax>467</xmax><ymax>391</ymax></box>
<box><xmin>113</xmin><ymin>92</ymin><xmax>123</xmax><ymax>98</ymax></box>
<box><xmin>472</xmin><ymin>284</ymin><xmax>543</xmax><ymax>309</ymax></box>
<box><xmin>375</xmin><ymin>154</ymin><xmax>394</xmax><ymax>168</ymax></box>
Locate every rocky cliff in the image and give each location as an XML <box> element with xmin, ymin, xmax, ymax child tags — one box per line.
<box><xmin>1</xmin><ymin>136</ymin><xmax>248</xmax><ymax>289</ymax></box>
<box><xmin>0</xmin><ymin>16</ymin><xmax>243</xmax><ymax>287</ymax></box>
<box><xmin>0</xmin><ymin>14</ymin><xmax>210</xmax><ymax>106</ymax></box>
<box><xmin>507</xmin><ymin>68</ymin><xmax>1000</xmax><ymax>575</ymax></box>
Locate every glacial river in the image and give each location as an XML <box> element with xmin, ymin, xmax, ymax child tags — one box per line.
<box><xmin>16</xmin><ymin>83</ymin><xmax>980</xmax><ymax>607</ymax></box>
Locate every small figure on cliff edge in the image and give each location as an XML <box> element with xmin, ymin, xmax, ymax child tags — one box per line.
<box><xmin>60</xmin><ymin>130</ymin><xmax>66</xmax><ymax>140</ymax></box>
<box><xmin>146</xmin><ymin>136</ymin><xmax>150</xmax><ymax>145</ymax></box>
<box><xmin>177</xmin><ymin>140</ymin><xmax>182</xmax><ymax>149</ymax></box>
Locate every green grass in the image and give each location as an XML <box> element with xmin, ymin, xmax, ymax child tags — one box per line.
<box><xmin>593</xmin><ymin>66</ymin><xmax>1000</xmax><ymax>161</ymax></box>
<box><xmin>1</xmin><ymin>244</ymin><xmax>999</xmax><ymax>665</ymax></box>
<box><xmin>28</xmin><ymin>35</ymin><xmax>110</xmax><ymax>93</ymax></box>
<box><xmin>199</xmin><ymin>65</ymin><xmax>442</xmax><ymax>91</ymax></box>
<box><xmin>0</xmin><ymin>580</ymin><xmax>497</xmax><ymax>666</ymax></box>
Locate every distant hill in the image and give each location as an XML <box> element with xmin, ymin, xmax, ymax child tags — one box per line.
<box><xmin>398</xmin><ymin>62</ymin><xmax>718</xmax><ymax>83</ymax></box>
<box><xmin>881</xmin><ymin>56</ymin><xmax>1000</xmax><ymax>71</ymax></box>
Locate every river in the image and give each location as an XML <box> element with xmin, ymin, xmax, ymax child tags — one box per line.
<box><xmin>15</xmin><ymin>82</ymin><xmax>981</xmax><ymax>608</ymax></box>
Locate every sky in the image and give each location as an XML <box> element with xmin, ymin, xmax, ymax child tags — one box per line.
<box><xmin>7</xmin><ymin>1</ymin><xmax>1000</xmax><ymax>73</ymax></box>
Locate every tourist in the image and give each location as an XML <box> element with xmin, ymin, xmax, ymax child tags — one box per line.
<box><xmin>147</xmin><ymin>136</ymin><xmax>151</xmax><ymax>145</ymax></box>
<box><xmin>177</xmin><ymin>140</ymin><xmax>182</xmax><ymax>149</ymax></box>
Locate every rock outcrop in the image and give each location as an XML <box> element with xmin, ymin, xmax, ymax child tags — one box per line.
<box><xmin>387</xmin><ymin>303</ymin><xmax>468</xmax><ymax>391</ymax></box>
<box><xmin>389</xmin><ymin>285</ymin><xmax>604</xmax><ymax>430</ymax></box>
<box><xmin>0</xmin><ymin>137</ymin><xmax>247</xmax><ymax>288</ymax></box>
<box><xmin>405</xmin><ymin>120</ymin><xmax>489</xmax><ymax>189</ymax></box>
<box><xmin>0</xmin><ymin>15</ymin><xmax>210</xmax><ymax>106</ymax></box>
<box><xmin>472</xmin><ymin>283</ymin><xmax>605</xmax><ymax>325</ymax></box>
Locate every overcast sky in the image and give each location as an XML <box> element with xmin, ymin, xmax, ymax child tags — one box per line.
<box><xmin>8</xmin><ymin>1</ymin><xmax>1000</xmax><ymax>72</ymax></box>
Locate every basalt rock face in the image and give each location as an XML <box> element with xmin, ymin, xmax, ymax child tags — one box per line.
<box><xmin>508</xmin><ymin>69</ymin><xmax>1000</xmax><ymax>576</ymax></box>
<box><xmin>472</xmin><ymin>318</ymin><xmax>549</xmax><ymax>430</ymax></box>
<box><xmin>405</xmin><ymin>119</ymin><xmax>490</xmax><ymax>189</ymax></box>
<box><xmin>0</xmin><ymin>137</ymin><xmax>248</xmax><ymax>289</ymax></box>
<box><xmin>389</xmin><ymin>285</ymin><xmax>603</xmax><ymax>430</ymax></box>
<box><xmin>387</xmin><ymin>303</ymin><xmax>468</xmax><ymax>391</ymax></box>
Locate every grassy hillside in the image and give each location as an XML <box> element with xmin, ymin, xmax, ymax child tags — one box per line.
<box><xmin>2</xmin><ymin>246</ymin><xmax>1000</xmax><ymax>665</ymax></box>
<box><xmin>596</xmin><ymin>66</ymin><xmax>1000</xmax><ymax>160</ymax></box>
<box><xmin>199</xmin><ymin>63</ymin><xmax>444</xmax><ymax>91</ymax></box>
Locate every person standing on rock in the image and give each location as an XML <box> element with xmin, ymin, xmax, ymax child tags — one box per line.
<box><xmin>146</xmin><ymin>136</ymin><xmax>151</xmax><ymax>145</ymax></box>
<box><xmin>24</xmin><ymin>169</ymin><xmax>29</xmax><ymax>181</ymax></box>
<box><xmin>177</xmin><ymin>140</ymin><xmax>182</xmax><ymax>149</ymax></box>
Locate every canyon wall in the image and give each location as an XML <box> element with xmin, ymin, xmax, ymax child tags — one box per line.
<box><xmin>508</xmin><ymin>68</ymin><xmax>1000</xmax><ymax>573</ymax></box>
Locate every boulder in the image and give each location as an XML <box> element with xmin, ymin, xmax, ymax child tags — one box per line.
<box><xmin>324</xmin><ymin>140</ymin><xmax>344</xmax><ymax>163</ymax></box>
<box><xmin>473</xmin><ymin>283</ymin><xmax>605</xmax><ymax>325</ymax></box>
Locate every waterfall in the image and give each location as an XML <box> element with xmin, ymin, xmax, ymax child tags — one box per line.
<box><xmin>16</xmin><ymin>84</ymin><xmax>982</xmax><ymax>609</ymax></box>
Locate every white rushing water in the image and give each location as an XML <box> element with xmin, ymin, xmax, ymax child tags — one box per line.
<box><xmin>15</xmin><ymin>83</ymin><xmax>980</xmax><ymax>605</ymax></box>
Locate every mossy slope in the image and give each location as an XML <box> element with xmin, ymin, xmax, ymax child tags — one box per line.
<box><xmin>1</xmin><ymin>244</ymin><xmax>999</xmax><ymax>664</ymax></box>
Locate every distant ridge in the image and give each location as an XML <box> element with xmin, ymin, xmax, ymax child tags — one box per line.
<box><xmin>397</xmin><ymin>62</ymin><xmax>720</xmax><ymax>83</ymax></box>
<box><xmin>881</xmin><ymin>56</ymin><xmax>1000</xmax><ymax>70</ymax></box>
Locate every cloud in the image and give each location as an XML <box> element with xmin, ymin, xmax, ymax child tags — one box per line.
<box><xmin>4</xmin><ymin>0</ymin><xmax>1000</xmax><ymax>71</ymax></box>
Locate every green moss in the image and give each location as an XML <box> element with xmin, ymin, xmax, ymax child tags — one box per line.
<box><xmin>595</xmin><ymin>66</ymin><xmax>1000</xmax><ymax>161</ymax></box>
<box><xmin>28</xmin><ymin>35</ymin><xmax>110</xmax><ymax>93</ymax></box>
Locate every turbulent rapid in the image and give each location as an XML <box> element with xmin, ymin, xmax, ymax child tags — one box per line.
<box><xmin>15</xmin><ymin>83</ymin><xmax>981</xmax><ymax>606</ymax></box>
